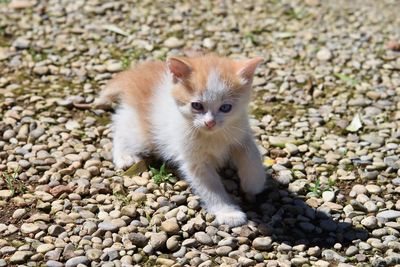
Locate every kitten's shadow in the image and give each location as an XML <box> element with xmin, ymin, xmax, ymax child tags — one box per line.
<box><xmin>238</xmin><ymin>175</ymin><xmax>368</xmax><ymax>249</ymax></box>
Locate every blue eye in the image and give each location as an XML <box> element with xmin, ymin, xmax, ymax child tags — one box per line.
<box><xmin>219</xmin><ymin>104</ymin><xmax>232</xmax><ymax>113</ymax></box>
<box><xmin>191</xmin><ymin>102</ymin><xmax>204</xmax><ymax>111</ymax></box>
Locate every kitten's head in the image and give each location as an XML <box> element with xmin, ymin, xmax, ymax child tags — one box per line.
<box><xmin>167</xmin><ymin>54</ymin><xmax>263</xmax><ymax>134</ymax></box>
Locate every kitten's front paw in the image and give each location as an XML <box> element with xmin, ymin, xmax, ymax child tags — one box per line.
<box><xmin>214</xmin><ymin>207</ymin><xmax>247</xmax><ymax>227</ymax></box>
<box><xmin>113</xmin><ymin>154</ymin><xmax>140</xmax><ymax>170</ymax></box>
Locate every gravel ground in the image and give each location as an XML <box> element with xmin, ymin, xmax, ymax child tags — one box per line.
<box><xmin>1</xmin><ymin>0</ymin><xmax>400</xmax><ymax>266</ymax></box>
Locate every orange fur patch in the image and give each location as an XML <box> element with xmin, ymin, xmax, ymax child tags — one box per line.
<box><xmin>170</xmin><ymin>54</ymin><xmax>249</xmax><ymax>104</ymax></box>
<box><xmin>104</xmin><ymin>61</ymin><xmax>166</xmax><ymax>134</ymax></box>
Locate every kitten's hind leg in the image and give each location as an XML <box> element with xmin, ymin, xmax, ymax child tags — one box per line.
<box><xmin>112</xmin><ymin>104</ymin><xmax>148</xmax><ymax>169</ymax></box>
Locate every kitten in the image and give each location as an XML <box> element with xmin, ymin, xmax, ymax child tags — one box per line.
<box><xmin>99</xmin><ymin>54</ymin><xmax>266</xmax><ymax>226</ymax></box>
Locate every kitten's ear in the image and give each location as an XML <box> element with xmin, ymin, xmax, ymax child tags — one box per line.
<box><xmin>167</xmin><ymin>57</ymin><xmax>192</xmax><ymax>82</ymax></box>
<box><xmin>236</xmin><ymin>57</ymin><xmax>264</xmax><ymax>84</ymax></box>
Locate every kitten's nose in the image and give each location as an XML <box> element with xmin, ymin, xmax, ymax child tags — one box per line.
<box><xmin>204</xmin><ymin>120</ymin><xmax>216</xmax><ymax>129</ymax></box>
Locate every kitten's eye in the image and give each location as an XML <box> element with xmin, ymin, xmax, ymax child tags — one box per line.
<box><xmin>219</xmin><ymin>104</ymin><xmax>232</xmax><ymax>113</ymax></box>
<box><xmin>191</xmin><ymin>102</ymin><xmax>204</xmax><ymax>111</ymax></box>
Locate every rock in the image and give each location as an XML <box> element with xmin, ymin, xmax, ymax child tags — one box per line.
<box><xmin>48</xmin><ymin>225</ymin><xmax>65</xmax><ymax>236</ymax></box>
<box><xmin>202</xmin><ymin>38</ymin><xmax>216</xmax><ymax>49</ymax></box>
<box><xmin>8</xmin><ymin>0</ymin><xmax>35</xmax><ymax>9</ymax></box>
<box><xmin>45</xmin><ymin>260</ymin><xmax>64</xmax><ymax>267</ymax></box>
<box><xmin>321</xmin><ymin>249</ymin><xmax>346</xmax><ymax>262</ymax></box>
<box><xmin>194</xmin><ymin>231</ymin><xmax>213</xmax><ymax>245</ymax></box>
<box><xmin>238</xmin><ymin>257</ymin><xmax>256</xmax><ymax>267</ymax></box>
<box><xmin>166</xmin><ymin>236</ymin><xmax>180</xmax><ymax>251</ymax></box>
<box><xmin>361</xmin><ymin>133</ymin><xmax>384</xmax><ymax>145</ymax></box>
<box><xmin>361</xmin><ymin>216</ymin><xmax>378</xmax><ymax>229</ymax></box>
<box><xmin>98</xmin><ymin>221</ymin><xmax>119</xmax><ymax>232</ymax></box>
<box><xmin>150</xmin><ymin>232</ymin><xmax>167</xmax><ymax>249</ymax></box>
<box><xmin>129</xmin><ymin>232</ymin><xmax>148</xmax><ymax>247</ymax></box>
<box><xmin>275</xmin><ymin>170</ymin><xmax>293</xmax><ymax>185</ymax></box>
<box><xmin>164</xmin><ymin>37</ymin><xmax>184</xmax><ymax>48</ymax></box>
<box><xmin>20</xmin><ymin>223</ymin><xmax>40</xmax><ymax>234</ymax></box>
<box><xmin>365</xmin><ymin>184</ymin><xmax>381</xmax><ymax>194</ymax></box>
<box><xmin>377</xmin><ymin>210</ymin><xmax>400</xmax><ymax>222</ymax></box>
<box><xmin>37</xmin><ymin>244</ymin><xmax>55</xmax><ymax>253</ymax></box>
<box><xmin>121</xmin><ymin>205</ymin><xmax>137</xmax><ymax>217</ymax></box>
<box><xmin>161</xmin><ymin>218</ymin><xmax>180</xmax><ymax>235</ymax></box>
<box><xmin>288</xmin><ymin>179</ymin><xmax>308</xmax><ymax>194</ymax></box>
<box><xmin>322</xmin><ymin>191</ymin><xmax>335</xmax><ymax>202</ymax></box>
<box><xmin>65</xmin><ymin>256</ymin><xmax>89</xmax><ymax>267</ymax></box>
<box><xmin>252</xmin><ymin>237</ymin><xmax>272</xmax><ymax>251</ymax></box>
<box><xmin>12</xmin><ymin>37</ymin><xmax>30</xmax><ymax>49</ymax></box>
<box><xmin>0</xmin><ymin>190</ymin><xmax>13</xmax><ymax>199</ymax></box>
<box><xmin>10</xmin><ymin>251</ymin><xmax>33</xmax><ymax>264</ymax></box>
<box><xmin>50</xmin><ymin>185</ymin><xmax>73</xmax><ymax>197</ymax></box>
<box><xmin>316</xmin><ymin>48</ymin><xmax>332</xmax><ymax>61</ymax></box>
<box><xmin>106</xmin><ymin>61</ymin><xmax>123</xmax><ymax>72</ymax></box>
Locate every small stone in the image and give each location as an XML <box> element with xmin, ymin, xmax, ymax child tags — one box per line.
<box><xmin>20</xmin><ymin>223</ymin><xmax>40</xmax><ymax>234</ymax></box>
<box><xmin>361</xmin><ymin>216</ymin><xmax>378</xmax><ymax>229</ymax></box>
<box><xmin>65</xmin><ymin>256</ymin><xmax>89</xmax><ymax>267</ymax></box>
<box><xmin>106</xmin><ymin>61</ymin><xmax>123</xmax><ymax>72</ymax></box>
<box><xmin>365</xmin><ymin>184</ymin><xmax>381</xmax><ymax>194</ymax></box>
<box><xmin>0</xmin><ymin>190</ymin><xmax>13</xmax><ymax>199</ymax></box>
<box><xmin>48</xmin><ymin>225</ymin><xmax>65</xmax><ymax>236</ymax></box>
<box><xmin>121</xmin><ymin>205</ymin><xmax>137</xmax><ymax>217</ymax></box>
<box><xmin>12</xmin><ymin>37</ymin><xmax>30</xmax><ymax>49</ymax></box>
<box><xmin>377</xmin><ymin>210</ymin><xmax>400</xmax><ymax>222</ymax></box>
<box><xmin>345</xmin><ymin>246</ymin><xmax>358</xmax><ymax>256</ymax></box>
<box><xmin>37</xmin><ymin>244</ymin><xmax>55</xmax><ymax>253</ymax></box>
<box><xmin>166</xmin><ymin>236</ymin><xmax>179</xmax><ymax>251</ymax></box>
<box><xmin>238</xmin><ymin>257</ymin><xmax>256</xmax><ymax>267</ymax></box>
<box><xmin>8</xmin><ymin>0</ymin><xmax>35</xmax><ymax>9</ymax></box>
<box><xmin>50</xmin><ymin>185</ymin><xmax>73</xmax><ymax>197</ymax></box>
<box><xmin>216</xmin><ymin>246</ymin><xmax>232</xmax><ymax>256</ymax></box>
<box><xmin>252</xmin><ymin>237</ymin><xmax>272</xmax><ymax>251</ymax></box>
<box><xmin>10</xmin><ymin>251</ymin><xmax>33</xmax><ymax>264</ymax></box>
<box><xmin>129</xmin><ymin>232</ymin><xmax>148</xmax><ymax>247</ymax></box>
<box><xmin>316</xmin><ymin>48</ymin><xmax>332</xmax><ymax>61</ymax></box>
<box><xmin>202</xmin><ymin>38</ymin><xmax>216</xmax><ymax>49</ymax></box>
<box><xmin>194</xmin><ymin>231</ymin><xmax>213</xmax><ymax>245</ymax></box>
<box><xmin>45</xmin><ymin>260</ymin><xmax>64</xmax><ymax>267</ymax></box>
<box><xmin>86</xmin><ymin>249</ymin><xmax>102</xmax><ymax>261</ymax></box>
<box><xmin>98</xmin><ymin>221</ymin><xmax>119</xmax><ymax>232</ymax></box>
<box><xmin>164</xmin><ymin>37</ymin><xmax>184</xmax><ymax>48</ymax></box>
<box><xmin>150</xmin><ymin>232</ymin><xmax>167</xmax><ymax>249</ymax></box>
<box><xmin>322</xmin><ymin>191</ymin><xmax>335</xmax><ymax>202</ymax></box>
<box><xmin>275</xmin><ymin>170</ymin><xmax>293</xmax><ymax>185</ymax></box>
<box><xmin>161</xmin><ymin>218</ymin><xmax>180</xmax><ymax>235</ymax></box>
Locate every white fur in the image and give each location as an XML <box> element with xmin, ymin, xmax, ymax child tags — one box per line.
<box><xmin>112</xmin><ymin>70</ymin><xmax>265</xmax><ymax>227</ymax></box>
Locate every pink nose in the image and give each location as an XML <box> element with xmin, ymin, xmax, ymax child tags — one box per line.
<box><xmin>204</xmin><ymin>120</ymin><xmax>216</xmax><ymax>129</ymax></box>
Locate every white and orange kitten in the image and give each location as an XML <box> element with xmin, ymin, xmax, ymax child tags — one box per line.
<box><xmin>99</xmin><ymin>54</ymin><xmax>266</xmax><ymax>226</ymax></box>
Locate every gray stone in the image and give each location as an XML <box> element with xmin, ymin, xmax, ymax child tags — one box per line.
<box><xmin>10</xmin><ymin>251</ymin><xmax>33</xmax><ymax>264</ymax></box>
<box><xmin>194</xmin><ymin>231</ymin><xmax>213</xmax><ymax>245</ymax></box>
<box><xmin>65</xmin><ymin>256</ymin><xmax>89</xmax><ymax>267</ymax></box>
<box><xmin>149</xmin><ymin>232</ymin><xmax>167</xmax><ymax>249</ymax></box>
<box><xmin>252</xmin><ymin>237</ymin><xmax>272</xmax><ymax>251</ymax></box>
<box><xmin>46</xmin><ymin>260</ymin><xmax>64</xmax><ymax>267</ymax></box>
<box><xmin>377</xmin><ymin>210</ymin><xmax>400</xmax><ymax>222</ymax></box>
<box><xmin>316</xmin><ymin>48</ymin><xmax>332</xmax><ymax>61</ymax></box>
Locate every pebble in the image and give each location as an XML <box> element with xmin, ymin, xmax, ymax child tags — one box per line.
<box><xmin>161</xmin><ymin>218</ymin><xmax>180</xmax><ymax>235</ymax></box>
<box><xmin>194</xmin><ymin>231</ymin><xmax>213</xmax><ymax>245</ymax></box>
<box><xmin>316</xmin><ymin>48</ymin><xmax>332</xmax><ymax>61</ymax></box>
<box><xmin>252</xmin><ymin>237</ymin><xmax>272</xmax><ymax>251</ymax></box>
<box><xmin>164</xmin><ymin>37</ymin><xmax>184</xmax><ymax>48</ymax></box>
<box><xmin>65</xmin><ymin>256</ymin><xmax>89</xmax><ymax>267</ymax></box>
<box><xmin>377</xmin><ymin>210</ymin><xmax>400</xmax><ymax>222</ymax></box>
